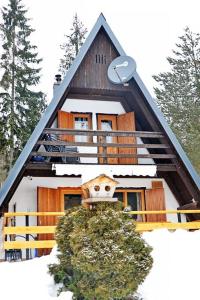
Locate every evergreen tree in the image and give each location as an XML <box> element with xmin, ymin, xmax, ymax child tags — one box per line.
<box><xmin>153</xmin><ymin>27</ymin><xmax>200</xmax><ymax>173</ymax></box>
<box><xmin>0</xmin><ymin>0</ymin><xmax>46</xmax><ymax>170</ymax></box>
<box><xmin>59</xmin><ymin>13</ymin><xmax>87</xmax><ymax>76</ymax></box>
<box><xmin>49</xmin><ymin>202</ymin><xmax>153</xmax><ymax>300</ymax></box>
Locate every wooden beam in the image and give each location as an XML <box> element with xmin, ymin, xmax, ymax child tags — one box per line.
<box><xmin>136</xmin><ymin>222</ymin><xmax>200</xmax><ymax>232</ymax></box>
<box><xmin>6</xmin><ymin>209</ymin><xmax>200</xmax><ymax>218</ymax></box>
<box><xmin>26</xmin><ymin>163</ymin><xmax>53</xmax><ymax>170</ymax></box>
<box><xmin>176</xmin><ymin>164</ymin><xmax>200</xmax><ymax>202</ymax></box>
<box><xmin>159</xmin><ymin>172</ymin><xmax>191</xmax><ymax>207</ymax></box>
<box><xmin>4</xmin><ymin>240</ymin><xmax>56</xmax><ymax>249</ymax></box>
<box><xmin>31</xmin><ymin>151</ymin><xmax>176</xmax><ymax>159</ymax></box>
<box><xmin>37</xmin><ymin>140</ymin><xmax>170</xmax><ymax>149</ymax></box>
<box><xmin>5</xmin><ymin>222</ymin><xmax>200</xmax><ymax>237</ymax></box>
<box><xmin>4</xmin><ymin>212</ymin><xmax>65</xmax><ymax>217</ymax></box>
<box><xmin>129</xmin><ymin>88</ymin><xmax>162</xmax><ymax>131</ymax></box>
<box><xmin>129</xmin><ymin>84</ymin><xmax>200</xmax><ymax>202</ymax></box>
<box><xmin>128</xmin><ymin>209</ymin><xmax>200</xmax><ymax>215</ymax></box>
<box><xmin>43</xmin><ymin>128</ymin><xmax>164</xmax><ymax>138</ymax></box>
<box><xmin>157</xmin><ymin>165</ymin><xmax>177</xmax><ymax>172</ymax></box>
<box><xmin>25</xmin><ymin>163</ymin><xmax>177</xmax><ymax>172</ymax></box>
<box><xmin>67</xmin><ymin>90</ymin><xmax>125</xmax><ymax>102</ymax></box>
<box><xmin>4</xmin><ymin>226</ymin><xmax>56</xmax><ymax>235</ymax></box>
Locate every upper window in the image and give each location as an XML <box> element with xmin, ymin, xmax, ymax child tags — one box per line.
<box><xmin>73</xmin><ymin>113</ymin><xmax>92</xmax><ymax>142</ymax></box>
<box><xmin>100</xmin><ymin>120</ymin><xmax>113</xmax><ymax>143</ymax></box>
<box><xmin>74</xmin><ymin>117</ymin><xmax>89</xmax><ymax>142</ymax></box>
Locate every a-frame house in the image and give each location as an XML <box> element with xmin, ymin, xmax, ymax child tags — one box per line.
<box><xmin>0</xmin><ymin>14</ymin><xmax>200</xmax><ymax>246</ymax></box>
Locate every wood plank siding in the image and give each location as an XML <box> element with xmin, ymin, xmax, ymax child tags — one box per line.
<box><xmin>70</xmin><ymin>29</ymin><xmax>130</xmax><ymax>91</ymax></box>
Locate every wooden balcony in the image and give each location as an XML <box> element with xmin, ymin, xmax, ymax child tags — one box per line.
<box><xmin>28</xmin><ymin>128</ymin><xmax>177</xmax><ymax>171</ymax></box>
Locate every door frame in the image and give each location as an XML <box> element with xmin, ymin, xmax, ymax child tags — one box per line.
<box><xmin>97</xmin><ymin>113</ymin><xmax>118</xmax><ymax>164</ymax></box>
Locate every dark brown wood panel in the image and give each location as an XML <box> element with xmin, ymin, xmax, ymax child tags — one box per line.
<box><xmin>25</xmin><ymin>163</ymin><xmax>177</xmax><ymax>172</ymax></box>
<box><xmin>37</xmin><ymin>140</ymin><xmax>170</xmax><ymax>149</ymax></box>
<box><xmin>117</xmin><ymin>112</ymin><xmax>137</xmax><ymax>164</ymax></box>
<box><xmin>70</xmin><ymin>29</ymin><xmax>130</xmax><ymax>91</ymax></box>
<box><xmin>44</xmin><ymin>128</ymin><xmax>165</xmax><ymax>138</ymax></box>
<box><xmin>126</xmin><ymin>84</ymin><xmax>200</xmax><ymax>204</ymax></box>
<box><xmin>32</xmin><ymin>151</ymin><xmax>176</xmax><ymax>159</ymax></box>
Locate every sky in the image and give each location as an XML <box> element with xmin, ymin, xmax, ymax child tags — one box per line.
<box><xmin>1</xmin><ymin>0</ymin><xmax>200</xmax><ymax>102</ymax></box>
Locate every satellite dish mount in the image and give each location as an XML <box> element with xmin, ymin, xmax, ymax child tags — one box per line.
<box><xmin>107</xmin><ymin>56</ymin><xmax>136</xmax><ymax>86</ymax></box>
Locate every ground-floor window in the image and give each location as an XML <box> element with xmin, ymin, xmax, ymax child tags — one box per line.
<box><xmin>113</xmin><ymin>189</ymin><xmax>145</xmax><ymax>221</ymax></box>
<box><xmin>59</xmin><ymin>188</ymin><xmax>82</xmax><ymax>211</ymax></box>
<box><xmin>60</xmin><ymin>187</ymin><xmax>145</xmax><ymax>220</ymax></box>
<box><xmin>64</xmin><ymin>193</ymin><xmax>82</xmax><ymax>210</ymax></box>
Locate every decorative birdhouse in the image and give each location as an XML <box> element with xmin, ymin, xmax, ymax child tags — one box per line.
<box><xmin>81</xmin><ymin>174</ymin><xmax>119</xmax><ymax>204</ymax></box>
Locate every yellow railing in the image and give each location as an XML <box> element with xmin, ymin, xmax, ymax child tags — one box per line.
<box><xmin>3</xmin><ymin>210</ymin><xmax>200</xmax><ymax>250</ymax></box>
<box><xmin>3</xmin><ymin>212</ymin><xmax>63</xmax><ymax>250</ymax></box>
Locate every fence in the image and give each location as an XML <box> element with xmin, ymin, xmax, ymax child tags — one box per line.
<box><xmin>3</xmin><ymin>210</ymin><xmax>200</xmax><ymax>254</ymax></box>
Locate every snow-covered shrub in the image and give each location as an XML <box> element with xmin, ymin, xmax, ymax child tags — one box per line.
<box><xmin>49</xmin><ymin>202</ymin><xmax>153</xmax><ymax>299</ymax></box>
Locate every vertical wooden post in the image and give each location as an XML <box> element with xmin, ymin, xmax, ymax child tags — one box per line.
<box><xmin>102</xmin><ymin>135</ymin><xmax>107</xmax><ymax>164</ymax></box>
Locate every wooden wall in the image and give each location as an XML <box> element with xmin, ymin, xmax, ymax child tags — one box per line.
<box><xmin>70</xmin><ymin>29</ymin><xmax>130</xmax><ymax>92</ymax></box>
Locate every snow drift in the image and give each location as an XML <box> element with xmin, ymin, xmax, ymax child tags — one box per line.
<box><xmin>0</xmin><ymin>229</ymin><xmax>200</xmax><ymax>300</ymax></box>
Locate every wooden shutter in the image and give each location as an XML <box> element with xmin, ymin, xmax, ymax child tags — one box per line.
<box><xmin>57</xmin><ymin>110</ymin><xmax>74</xmax><ymax>142</ymax></box>
<box><xmin>37</xmin><ymin>187</ymin><xmax>60</xmax><ymax>255</ymax></box>
<box><xmin>145</xmin><ymin>181</ymin><xmax>166</xmax><ymax>222</ymax></box>
<box><xmin>152</xmin><ymin>181</ymin><xmax>164</xmax><ymax>189</ymax></box>
<box><xmin>117</xmin><ymin>112</ymin><xmax>137</xmax><ymax>164</ymax></box>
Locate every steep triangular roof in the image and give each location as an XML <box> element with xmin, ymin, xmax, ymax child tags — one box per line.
<box><xmin>0</xmin><ymin>13</ymin><xmax>200</xmax><ymax>210</ymax></box>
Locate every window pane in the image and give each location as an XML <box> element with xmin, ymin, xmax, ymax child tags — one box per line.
<box><xmin>127</xmin><ymin>192</ymin><xmax>141</xmax><ymax>220</ymax></box>
<box><xmin>113</xmin><ymin>192</ymin><xmax>124</xmax><ymax>205</ymax></box>
<box><xmin>101</xmin><ymin>120</ymin><xmax>113</xmax><ymax>143</ymax></box>
<box><xmin>64</xmin><ymin>194</ymin><xmax>82</xmax><ymax>210</ymax></box>
<box><xmin>75</xmin><ymin>117</ymin><xmax>89</xmax><ymax>142</ymax></box>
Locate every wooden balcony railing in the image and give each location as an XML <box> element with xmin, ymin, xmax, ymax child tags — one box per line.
<box><xmin>30</xmin><ymin>128</ymin><xmax>175</xmax><ymax>164</ymax></box>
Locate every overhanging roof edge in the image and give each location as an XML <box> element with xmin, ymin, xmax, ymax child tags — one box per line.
<box><xmin>0</xmin><ymin>14</ymin><xmax>116</xmax><ymax>207</ymax></box>
<box><xmin>133</xmin><ymin>72</ymin><xmax>200</xmax><ymax>190</ymax></box>
<box><xmin>0</xmin><ymin>13</ymin><xmax>199</xmax><ymax>209</ymax></box>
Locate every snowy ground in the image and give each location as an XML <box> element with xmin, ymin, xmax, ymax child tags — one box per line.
<box><xmin>0</xmin><ymin>229</ymin><xmax>200</xmax><ymax>300</ymax></box>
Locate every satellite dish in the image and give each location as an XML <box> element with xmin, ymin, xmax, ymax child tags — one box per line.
<box><xmin>107</xmin><ymin>56</ymin><xmax>136</xmax><ymax>85</ymax></box>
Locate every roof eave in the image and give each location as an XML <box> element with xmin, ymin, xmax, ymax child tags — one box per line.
<box><xmin>0</xmin><ymin>14</ymin><xmax>115</xmax><ymax>208</ymax></box>
<box><xmin>133</xmin><ymin>72</ymin><xmax>200</xmax><ymax>190</ymax></box>
<box><xmin>0</xmin><ymin>13</ymin><xmax>199</xmax><ymax>210</ymax></box>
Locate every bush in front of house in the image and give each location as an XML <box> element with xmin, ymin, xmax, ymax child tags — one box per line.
<box><xmin>49</xmin><ymin>202</ymin><xmax>153</xmax><ymax>299</ymax></box>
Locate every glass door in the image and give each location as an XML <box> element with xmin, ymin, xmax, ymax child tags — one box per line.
<box><xmin>97</xmin><ymin>114</ymin><xmax>118</xmax><ymax>164</ymax></box>
<box><xmin>74</xmin><ymin>115</ymin><xmax>90</xmax><ymax>142</ymax></box>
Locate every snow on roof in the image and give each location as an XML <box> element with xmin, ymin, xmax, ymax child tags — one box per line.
<box><xmin>53</xmin><ymin>164</ymin><xmax>157</xmax><ymax>184</ymax></box>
